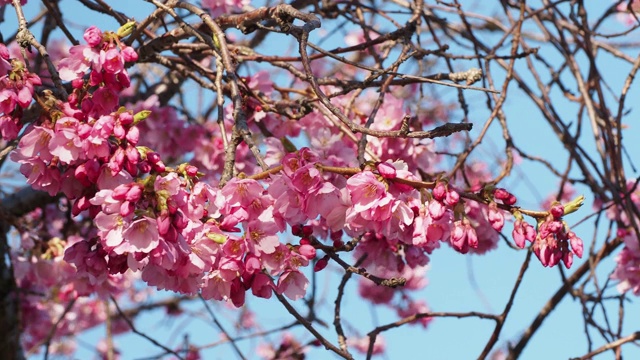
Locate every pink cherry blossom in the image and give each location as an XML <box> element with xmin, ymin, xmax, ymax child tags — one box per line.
<box><xmin>277</xmin><ymin>270</ymin><xmax>309</xmax><ymax>301</ymax></box>
<box><xmin>117</xmin><ymin>217</ymin><xmax>160</xmax><ymax>254</ymax></box>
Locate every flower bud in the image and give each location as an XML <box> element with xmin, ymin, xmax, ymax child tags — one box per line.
<box><xmin>568</xmin><ymin>231</ymin><xmax>583</xmax><ymax>258</ymax></box>
<box><xmin>432</xmin><ymin>182</ymin><xmax>446</xmax><ymax>201</ymax></box>
<box><xmin>550</xmin><ymin>203</ymin><xmax>564</xmax><ymax>219</ymax></box>
<box><xmin>121</xmin><ymin>46</ymin><xmax>138</xmax><ymax>62</ymax></box>
<box><xmin>83</xmin><ymin>26</ymin><xmax>103</xmax><ymax>47</ymax></box>
<box><xmin>116</xmin><ymin>20</ymin><xmax>137</xmax><ymax>38</ymax></box>
<box><xmin>133</xmin><ymin>110</ymin><xmax>151</xmax><ymax>125</ymax></box>
<box><xmin>298</xmin><ymin>244</ymin><xmax>316</xmax><ymax>260</ymax></box>
<box><xmin>494</xmin><ymin>188</ymin><xmax>510</xmax><ymax>200</ymax></box>
<box><xmin>314</xmin><ymin>256</ymin><xmax>330</xmax><ymax>272</ymax></box>
<box><xmin>563</xmin><ymin>195</ymin><xmax>585</xmax><ymax>215</ymax></box>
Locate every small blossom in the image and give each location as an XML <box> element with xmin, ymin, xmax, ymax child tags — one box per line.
<box><xmin>83</xmin><ymin>26</ymin><xmax>103</xmax><ymax>47</ymax></box>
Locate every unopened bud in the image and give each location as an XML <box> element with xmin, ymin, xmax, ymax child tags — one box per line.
<box><xmin>549</xmin><ymin>203</ymin><xmax>564</xmax><ymax>219</ymax></box>
<box><xmin>314</xmin><ymin>256</ymin><xmax>330</xmax><ymax>272</ymax></box>
<box><xmin>563</xmin><ymin>195</ymin><xmax>585</xmax><ymax>215</ymax></box>
<box><xmin>117</xmin><ymin>21</ymin><xmax>137</xmax><ymax>38</ymax></box>
<box><xmin>133</xmin><ymin>110</ymin><xmax>152</xmax><ymax>125</ymax></box>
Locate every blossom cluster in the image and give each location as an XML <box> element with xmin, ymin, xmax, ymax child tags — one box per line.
<box><xmin>2</xmin><ymin>19</ymin><xmax>592</xmax><ymax>357</ymax></box>
<box><xmin>513</xmin><ymin>200</ymin><xmax>584</xmax><ymax>268</ymax></box>
<box><xmin>6</xmin><ymin>24</ymin><xmax>586</xmax><ymax>309</ymax></box>
<box><xmin>0</xmin><ymin>44</ymin><xmax>41</xmax><ymax>141</ymax></box>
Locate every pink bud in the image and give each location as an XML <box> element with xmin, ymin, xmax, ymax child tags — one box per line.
<box><xmin>562</xmin><ymin>251</ymin><xmax>573</xmax><ymax>268</ymax></box>
<box><xmin>83</xmin><ymin>26</ymin><xmax>103</xmax><ymax>47</ymax></box>
<box><xmin>512</xmin><ymin>224</ymin><xmax>526</xmax><ymax>249</ymax></box>
<box><xmin>147</xmin><ymin>152</ymin><xmax>161</xmax><ymax>163</ymax></box>
<box><xmin>433</xmin><ymin>182</ymin><xmax>446</xmax><ymax>201</ymax></box>
<box><xmin>121</xmin><ymin>46</ymin><xmax>138</xmax><ymax>62</ymax></box>
<box><xmin>185</xmin><ymin>165</ymin><xmax>198</xmax><ymax>177</ymax></box>
<box><xmin>550</xmin><ymin>203</ymin><xmax>564</xmax><ymax>219</ymax></box>
<box><xmin>302</xmin><ymin>225</ymin><xmax>313</xmax><ymax>237</ymax></box>
<box><xmin>125</xmin><ymin>145</ymin><xmax>140</xmax><ymax>164</ymax></box>
<box><xmin>505</xmin><ymin>194</ymin><xmax>517</xmax><ymax>206</ymax></box>
<box><xmin>314</xmin><ymin>256</ymin><xmax>330</xmax><ymax>272</ymax></box>
<box><xmin>119</xmin><ymin>112</ymin><xmax>133</xmax><ymax>126</ymax></box>
<box><xmin>119</xmin><ymin>201</ymin><xmax>134</xmax><ymax>217</ymax></box>
<box><xmin>494</xmin><ymin>188</ymin><xmax>510</xmax><ymax>200</ymax></box>
<box><xmin>113</xmin><ymin>123</ymin><xmax>126</xmax><ymax>139</ymax></box>
<box><xmin>450</xmin><ymin>220</ymin><xmax>468</xmax><ymax>253</ymax></box>
<box><xmin>112</xmin><ymin>183</ymin><xmax>131</xmax><ymax>200</ymax></box>
<box><xmin>568</xmin><ymin>232</ymin><xmax>583</xmax><ymax>258</ymax></box>
<box><xmin>548</xmin><ymin>249</ymin><xmax>562</xmax><ymax>267</ymax></box>
<box><xmin>291</xmin><ymin>224</ymin><xmax>303</xmax><ymax>237</ymax></box>
<box><xmin>147</xmin><ymin>152</ymin><xmax>166</xmax><ymax>172</ymax></box>
<box><xmin>74</xmin><ymin>164</ymin><xmax>91</xmax><ymax>187</ymax></box>
<box><xmin>126</xmin><ymin>126</ymin><xmax>140</xmax><ymax>144</ymax></box>
<box><xmin>445</xmin><ymin>189</ymin><xmax>459</xmax><ymax>206</ymax></box>
<box><xmin>84</xmin><ymin>159</ymin><xmax>101</xmax><ymax>183</ymax></box>
<box><xmin>495</xmin><ymin>188</ymin><xmax>517</xmax><ymax>205</ymax></box>
<box><xmin>156</xmin><ymin>214</ymin><xmax>171</xmax><ymax>235</ymax></box>
<box><xmin>488</xmin><ymin>203</ymin><xmax>504</xmax><ymax>231</ymax></box>
<box><xmin>153</xmin><ymin>161</ymin><xmax>166</xmax><ymax>173</ymax></box>
<box><xmin>125</xmin><ymin>184</ymin><xmax>143</xmax><ymax>202</ymax></box>
<box><xmin>512</xmin><ymin>219</ymin><xmax>535</xmax><ymax>248</ymax></box>
<box><xmin>466</xmin><ymin>224</ymin><xmax>478</xmax><ymax>248</ymax></box>
<box><xmin>299</xmin><ymin>244</ymin><xmax>316</xmax><ymax>260</ymax></box>
<box><xmin>138</xmin><ymin>161</ymin><xmax>152</xmax><ymax>173</ymax></box>
<box><xmin>536</xmin><ymin>245</ymin><xmax>549</xmax><ymax>267</ymax></box>
<box><xmin>230</xmin><ymin>279</ymin><xmax>246</xmax><ymax>307</ymax></box>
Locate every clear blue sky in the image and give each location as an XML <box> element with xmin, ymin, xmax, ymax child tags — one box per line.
<box><xmin>2</xmin><ymin>1</ymin><xmax>639</xmax><ymax>359</ymax></box>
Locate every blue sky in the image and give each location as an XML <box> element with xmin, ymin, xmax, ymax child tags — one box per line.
<box><xmin>3</xmin><ymin>0</ymin><xmax>640</xmax><ymax>359</ymax></box>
